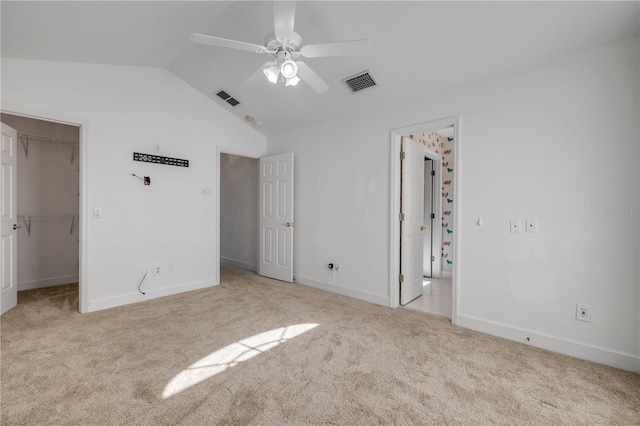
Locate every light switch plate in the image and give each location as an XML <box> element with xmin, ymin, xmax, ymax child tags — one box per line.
<box><xmin>93</xmin><ymin>208</ymin><xmax>102</xmax><ymax>218</ymax></box>
<box><xmin>510</xmin><ymin>219</ymin><xmax>521</xmax><ymax>233</ymax></box>
<box><xmin>526</xmin><ymin>218</ymin><xmax>537</xmax><ymax>233</ymax></box>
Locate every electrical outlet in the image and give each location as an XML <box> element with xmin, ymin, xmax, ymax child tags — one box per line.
<box><xmin>168</xmin><ymin>262</ymin><xmax>174</xmax><ymax>273</ymax></box>
<box><xmin>328</xmin><ymin>263</ymin><xmax>334</xmax><ymax>270</ymax></box>
<box><xmin>576</xmin><ymin>304</ymin><xmax>591</xmax><ymax>322</ymax></box>
<box><xmin>142</xmin><ymin>267</ymin><xmax>150</xmax><ymax>278</ymax></box>
<box><xmin>510</xmin><ymin>219</ymin><xmax>521</xmax><ymax>233</ymax></box>
<box><xmin>334</xmin><ymin>263</ymin><xmax>340</xmax><ymax>271</ymax></box>
<box><xmin>153</xmin><ymin>263</ymin><xmax>162</xmax><ymax>276</ymax></box>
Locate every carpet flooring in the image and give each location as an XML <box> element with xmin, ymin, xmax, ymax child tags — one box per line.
<box><xmin>1</xmin><ymin>265</ymin><xmax>639</xmax><ymax>425</ymax></box>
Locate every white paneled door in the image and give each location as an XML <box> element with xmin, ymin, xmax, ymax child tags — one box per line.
<box><xmin>258</xmin><ymin>153</ymin><xmax>294</xmax><ymax>282</ymax></box>
<box><xmin>400</xmin><ymin>137</ymin><xmax>424</xmax><ymax>305</ymax></box>
<box><xmin>1</xmin><ymin>123</ymin><xmax>18</xmax><ymax>315</ymax></box>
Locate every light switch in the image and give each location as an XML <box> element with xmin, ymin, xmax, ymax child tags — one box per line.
<box><xmin>93</xmin><ymin>208</ymin><xmax>102</xmax><ymax>218</ymax></box>
<box><xmin>526</xmin><ymin>218</ymin><xmax>537</xmax><ymax>233</ymax></box>
<box><xmin>510</xmin><ymin>219</ymin><xmax>521</xmax><ymax>233</ymax></box>
<box><xmin>201</xmin><ymin>187</ymin><xmax>212</xmax><ymax>196</ymax></box>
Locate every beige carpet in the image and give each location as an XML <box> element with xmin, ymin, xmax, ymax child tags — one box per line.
<box><xmin>1</xmin><ymin>265</ymin><xmax>639</xmax><ymax>425</ymax></box>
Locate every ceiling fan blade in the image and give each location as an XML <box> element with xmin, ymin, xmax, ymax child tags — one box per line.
<box><xmin>296</xmin><ymin>62</ymin><xmax>329</xmax><ymax>93</ymax></box>
<box><xmin>241</xmin><ymin>62</ymin><xmax>275</xmax><ymax>88</ymax></box>
<box><xmin>273</xmin><ymin>1</ymin><xmax>296</xmax><ymax>40</ymax></box>
<box><xmin>191</xmin><ymin>33</ymin><xmax>267</xmax><ymax>54</ymax></box>
<box><xmin>301</xmin><ymin>39</ymin><xmax>372</xmax><ymax>58</ymax></box>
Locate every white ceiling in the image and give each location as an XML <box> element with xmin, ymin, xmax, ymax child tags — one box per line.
<box><xmin>2</xmin><ymin>1</ymin><xmax>638</xmax><ymax>137</ymax></box>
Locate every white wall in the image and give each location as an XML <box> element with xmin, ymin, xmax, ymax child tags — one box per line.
<box><xmin>267</xmin><ymin>37</ymin><xmax>640</xmax><ymax>372</ymax></box>
<box><xmin>1</xmin><ymin>58</ymin><xmax>267</xmax><ymax>312</ymax></box>
<box><xmin>0</xmin><ymin>114</ymin><xmax>79</xmax><ymax>290</ymax></box>
<box><xmin>220</xmin><ymin>153</ymin><xmax>258</xmax><ymax>271</ymax></box>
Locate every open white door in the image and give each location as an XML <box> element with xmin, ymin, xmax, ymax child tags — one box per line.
<box><xmin>400</xmin><ymin>137</ymin><xmax>424</xmax><ymax>305</ymax></box>
<box><xmin>1</xmin><ymin>123</ymin><xmax>18</xmax><ymax>315</ymax></box>
<box><xmin>258</xmin><ymin>153</ymin><xmax>294</xmax><ymax>282</ymax></box>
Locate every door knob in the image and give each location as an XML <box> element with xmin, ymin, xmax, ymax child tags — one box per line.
<box><xmin>283</xmin><ymin>222</ymin><xmax>294</xmax><ymax>228</ymax></box>
<box><xmin>13</xmin><ymin>224</ymin><xmax>21</xmax><ymax>230</ymax></box>
<box><xmin>420</xmin><ymin>225</ymin><xmax>426</xmax><ymax>231</ymax></box>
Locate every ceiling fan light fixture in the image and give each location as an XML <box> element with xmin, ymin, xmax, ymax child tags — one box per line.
<box><xmin>263</xmin><ymin>65</ymin><xmax>279</xmax><ymax>84</ymax></box>
<box><xmin>280</xmin><ymin>60</ymin><xmax>298</xmax><ymax>79</ymax></box>
<box><xmin>285</xmin><ymin>75</ymin><xmax>300</xmax><ymax>87</ymax></box>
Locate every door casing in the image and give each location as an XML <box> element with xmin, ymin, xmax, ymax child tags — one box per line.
<box><xmin>389</xmin><ymin>117</ymin><xmax>460</xmax><ymax>323</ymax></box>
<box><xmin>1</xmin><ymin>104</ymin><xmax>87</xmax><ymax>312</ymax></box>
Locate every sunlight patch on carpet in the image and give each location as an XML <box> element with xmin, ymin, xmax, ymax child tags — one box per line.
<box><xmin>162</xmin><ymin>323</ymin><xmax>319</xmax><ymax>398</ymax></box>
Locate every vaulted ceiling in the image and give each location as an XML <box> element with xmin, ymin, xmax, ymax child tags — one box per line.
<box><xmin>2</xmin><ymin>1</ymin><xmax>639</xmax><ymax>137</ymax></box>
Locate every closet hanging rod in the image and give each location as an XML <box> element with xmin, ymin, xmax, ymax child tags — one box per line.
<box><xmin>18</xmin><ymin>133</ymin><xmax>78</xmax><ymax>163</ymax></box>
<box><xmin>18</xmin><ymin>214</ymin><xmax>78</xmax><ymax>219</ymax></box>
<box><xmin>18</xmin><ymin>132</ymin><xmax>77</xmax><ymax>145</ymax></box>
<box><xmin>18</xmin><ymin>214</ymin><xmax>79</xmax><ymax>236</ymax></box>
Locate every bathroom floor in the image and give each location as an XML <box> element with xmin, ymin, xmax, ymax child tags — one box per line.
<box><xmin>403</xmin><ymin>278</ymin><xmax>452</xmax><ymax>319</ymax></box>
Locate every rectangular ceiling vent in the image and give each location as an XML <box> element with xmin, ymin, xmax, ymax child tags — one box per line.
<box><xmin>215</xmin><ymin>89</ymin><xmax>240</xmax><ymax>107</ymax></box>
<box><xmin>342</xmin><ymin>71</ymin><xmax>377</xmax><ymax>94</ymax></box>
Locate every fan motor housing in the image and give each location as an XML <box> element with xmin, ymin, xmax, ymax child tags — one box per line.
<box><xmin>264</xmin><ymin>30</ymin><xmax>303</xmax><ymax>56</ymax></box>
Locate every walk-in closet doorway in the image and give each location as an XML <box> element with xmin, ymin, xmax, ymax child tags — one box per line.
<box><xmin>1</xmin><ymin>113</ymin><xmax>80</xmax><ymax>312</ymax></box>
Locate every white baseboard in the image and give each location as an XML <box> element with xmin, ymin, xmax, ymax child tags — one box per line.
<box><xmin>19</xmin><ymin>275</ymin><xmax>79</xmax><ymax>291</ymax></box>
<box><xmin>441</xmin><ymin>270</ymin><xmax>453</xmax><ymax>279</ymax></box>
<box><xmin>294</xmin><ymin>275</ymin><xmax>389</xmax><ymax>307</ymax></box>
<box><xmin>457</xmin><ymin>314</ymin><xmax>640</xmax><ymax>373</ymax></box>
<box><xmin>220</xmin><ymin>256</ymin><xmax>257</xmax><ymax>272</ymax></box>
<box><xmin>86</xmin><ymin>279</ymin><xmax>216</xmax><ymax>313</ymax></box>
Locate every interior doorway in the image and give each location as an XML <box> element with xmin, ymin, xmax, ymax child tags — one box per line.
<box><xmin>219</xmin><ymin>152</ymin><xmax>259</xmax><ymax>272</ymax></box>
<box><xmin>1</xmin><ymin>113</ymin><xmax>81</xmax><ymax>313</ymax></box>
<box><xmin>389</xmin><ymin>117</ymin><xmax>459</xmax><ymax>322</ymax></box>
<box><xmin>217</xmin><ymin>149</ymin><xmax>295</xmax><ymax>285</ymax></box>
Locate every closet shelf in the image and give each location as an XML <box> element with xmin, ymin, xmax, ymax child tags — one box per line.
<box><xmin>18</xmin><ymin>132</ymin><xmax>78</xmax><ymax>164</ymax></box>
<box><xmin>18</xmin><ymin>214</ymin><xmax>79</xmax><ymax>236</ymax></box>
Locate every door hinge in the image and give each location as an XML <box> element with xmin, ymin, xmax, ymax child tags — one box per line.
<box><xmin>431</xmin><ymin>256</ymin><xmax>435</xmax><ymax>262</ymax></box>
<box><xmin>399</xmin><ymin>274</ymin><xmax>404</xmax><ymax>283</ymax></box>
<box><xmin>400</xmin><ymin>151</ymin><xmax>406</xmax><ymax>160</ymax></box>
<box><xmin>399</xmin><ymin>213</ymin><xmax>405</xmax><ymax>222</ymax></box>
<box><xmin>431</xmin><ymin>170</ymin><xmax>435</xmax><ymax>176</ymax></box>
<box><xmin>431</xmin><ymin>213</ymin><xmax>435</xmax><ymax>219</ymax></box>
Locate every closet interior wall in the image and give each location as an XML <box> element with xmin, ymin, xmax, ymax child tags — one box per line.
<box><xmin>0</xmin><ymin>113</ymin><xmax>80</xmax><ymax>290</ymax></box>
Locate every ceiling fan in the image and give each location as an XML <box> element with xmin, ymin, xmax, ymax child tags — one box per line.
<box><xmin>190</xmin><ymin>1</ymin><xmax>372</xmax><ymax>93</ymax></box>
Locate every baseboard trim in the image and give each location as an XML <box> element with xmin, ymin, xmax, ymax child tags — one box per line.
<box><xmin>220</xmin><ymin>256</ymin><xmax>257</xmax><ymax>272</ymax></box>
<box><xmin>86</xmin><ymin>280</ymin><xmax>216</xmax><ymax>313</ymax></box>
<box><xmin>441</xmin><ymin>270</ymin><xmax>453</xmax><ymax>279</ymax></box>
<box><xmin>19</xmin><ymin>275</ymin><xmax>79</xmax><ymax>291</ymax></box>
<box><xmin>457</xmin><ymin>314</ymin><xmax>640</xmax><ymax>373</ymax></box>
<box><xmin>294</xmin><ymin>275</ymin><xmax>389</xmax><ymax>307</ymax></box>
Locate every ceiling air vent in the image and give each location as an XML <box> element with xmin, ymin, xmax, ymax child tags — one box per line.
<box><xmin>342</xmin><ymin>71</ymin><xmax>377</xmax><ymax>94</ymax></box>
<box><xmin>215</xmin><ymin>89</ymin><xmax>240</xmax><ymax>107</ymax></box>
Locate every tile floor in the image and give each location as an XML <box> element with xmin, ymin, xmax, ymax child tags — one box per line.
<box><xmin>403</xmin><ymin>277</ymin><xmax>452</xmax><ymax>319</ymax></box>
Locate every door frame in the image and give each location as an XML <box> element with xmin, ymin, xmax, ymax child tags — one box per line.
<box><xmin>389</xmin><ymin>116</ymin><xmax>461</xmax><ymax>324</ymax></box>
<box><xmin>1</xmin><ymin>104</ymin><xmax>88</xmax><ymax>312</ymax></box>
<box><xmin>215</xmin><ymin>146</ymin><xmax>262</xmax><ymax>284</ymax></box>
<box><xmin>423</xmin><ymin>150</ymin><xmax>443</xmax><ymax>279</ymax></box>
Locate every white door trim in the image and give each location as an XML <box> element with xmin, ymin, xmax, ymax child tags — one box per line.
<box><xmin>423</xmin><ymin>149</ymin><xmax>443</xmax><ymax>279</ymax></box>
<box><xmin>389</xmin><ymin>116</ymin><xmax>461</xmax><ymax>324</ymax></box>
<box><xmin>1</xmin><ymin>104</ymin><xmax>88</xmax><ymax>312</ymax></box>
<box><xmin>215</xmin><ymin>146</ymin><xmax>263</xmax><ymax>284</ymax></box>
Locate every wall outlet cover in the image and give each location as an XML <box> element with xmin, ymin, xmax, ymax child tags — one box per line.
<box><xmin>576</xmin><ymin>304</ymin><xmax>591</xmax><ymax>322</ymax></box>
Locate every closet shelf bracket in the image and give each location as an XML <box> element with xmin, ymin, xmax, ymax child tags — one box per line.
<box><xmin>20</xmin><ymin>136</ymin><xmax>29</xmax><ymax>158</ymax></box>
<box><xmin>17</xmin><ymin>133</ymin><xmax>77</xmax><ymax>163</ymax></box>
<box><xmin>18</xmin><ymin>214</ymin><xmax>79</xmax><ymax>236</ymax></box>
<box><xmin>22</xmin><ymin>216</ymin><xmax>32</xmax><ymax>235</ymax></box>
